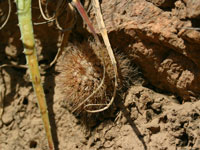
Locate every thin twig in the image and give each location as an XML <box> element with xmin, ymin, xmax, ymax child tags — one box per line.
<box><xmin>0</xmin><ymin>0</ymin><xmax>11</xmax><ymax>30</ymax></box>
<box><xmin>0</xmin><ymin>64</ymin><xmax>27</xmax><ymax>69</ymax></box>
<box><xmin>49</xmin><ymin>32</ymin><xmax>65</xmax><ymax>67</ymax></box>
<box><xmin>48</xmin><ymin>3</ymin><xmax>76</xmax><ymax>67</ymax></box>
<box><xmin>33</xmin><ymin>20</ymin><xmax>53</xmax><ymax>25</ymax></box>
<box><xmin>38</xmin><ymin>0</ymin><xmax>55</xmax><ymax>21</ymax></box>
<box><xmin>72</xmin><ymin>63</ymin><xmax>106</xmax><ymax>113</ymax></box>
<box><xmin>181</xmin><ymin>27</ymin><xmax>200</xmax><ymax>30</ymax></box>
<box><xmin>0</xmin><ymin>70</ymin><xmax>6</xmax><ymax>119</ymax></box>
<box><xmin>71</xmin><ymin>0</ymin><xmax>100</xmax><ymax>44</ymax></box>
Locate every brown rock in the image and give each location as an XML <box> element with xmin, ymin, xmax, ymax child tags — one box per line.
<box><xmin>88</xmin><ymin>0</ymin><xmax>200</xmax><ymax>101</ymax></box>
<box><xmin>2</xmin><ymin>112</ymin><xmax>13</xmax><ymax>125</ymax></box>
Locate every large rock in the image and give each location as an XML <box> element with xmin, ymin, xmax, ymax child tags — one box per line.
<box><xmin>88</xmin><ymin>0</ymin><xmax>200</xmax><ymax>101</ymax></box>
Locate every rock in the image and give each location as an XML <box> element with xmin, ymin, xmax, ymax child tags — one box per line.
<box><xmin>183</xmin><ymin>0</ymin><xmax>200</xmax><ymax>18</ymax></box>
<box><xmin>147</xmin><ymin>0</ymin><xmax>176</xmax><ymax>8</ymax></box>
<box><xmin>88</xmin><ymin>0</ymin><xmax>200</xmax><ymax>102</ymax></box>
<box><xmin>2</xmin><ymin>112</ymin><xmax>13</xmax><ymax>125</ymax></box>
<box><xmin>145</xmin><ymin>118</ymin><xmax>160</xmax><ymax>134</ymax></box>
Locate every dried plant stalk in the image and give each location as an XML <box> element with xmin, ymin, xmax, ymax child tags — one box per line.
<box><xmin>72</xmin><ymin>0</ymin><xmax>100</xmax><ymax>43</ymax></box>
<box><xmin>71</xmin><ymin>0</ymin><xmax>118</xmax><ymax>113</ymax></box>
<box><xmin>15</xmin><ymin>0</ymin><xmax>54</xmax><ymax>149</ymax></box>
<box><xmin>38</xmin><ymin>0</ymin><xmax>55</xmax><ymax>21</ymax></box>
<box><xmin>0</xmin><ymin>71</ymin><xmax>5</xmax><ymax>119</ymax></box>
<box><xmin>86</xmin><ymin>0</ymin><xmax>118</xmax><ymax>113</ymax></box>
<box><xmin>0</xmin><ymin>0</ymin><xmax>11</xmax><ymax>30</ymax></box>
<box><xmin>49</xmin><ymin>2</ymin><xmax>76</xmax><ymax>67</ymax></box>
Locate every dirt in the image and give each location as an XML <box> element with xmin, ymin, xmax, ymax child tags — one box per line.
<box><xmin>1</xmin><ymin>0</ymin><xmax>200</xmax><ymax>150</ymax></box>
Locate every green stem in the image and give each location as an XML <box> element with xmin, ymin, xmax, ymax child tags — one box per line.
<box><xmin>15</xmin><ymin>0</ymin><xmax>54</xmax><ymax>149</ymax></box>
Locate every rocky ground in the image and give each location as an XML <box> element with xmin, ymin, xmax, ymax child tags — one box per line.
<box><xmin>1</xmin><ymin>0</ymin><xmax>200</xmax><ymax>149</ymax></box>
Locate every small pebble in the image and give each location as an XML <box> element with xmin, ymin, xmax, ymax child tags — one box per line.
<box><xmin>2</xmin><ymin>112</ymin><xmax>13</xmax><ymax>125</ymax></box>
<box><xmin>5</xmin><ymin>45</ymin><xmax>18</xmax><ymax>58</ymax></box>
<box><xmin>145</xmin><ymin>118</ymin><xmax>160</xmax><ymax>134</ymax></box>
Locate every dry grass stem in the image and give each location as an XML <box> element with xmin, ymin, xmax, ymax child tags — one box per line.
<box><xmin>72</xmin><ymin>63</ymin><xmax>106</xmax><ymax>113</ymax></box>
<box><xmin>72</xmin><ymin>0</ymin><xmax>100</xmax><ymax>43</ymax></box>
<box><xmin>38</xmin><ymin>0</ymin><xmax>55</xmax><ymax>21</ymax></box>
<box><xmin>0</xmin><ymin>64</ymin><xmax>28</xmax><ymax>69</ymax></box>
<box><xmin>0</xmin><ymin>71</ymin><xmax>5</xmax><ymax>119</ymax></box>
<box><xmin>0</xmin><ymin>0</ymin><xmax>11</xmax><ymax>30</ymax></box>
<box><xmin>49</xmin><ymin>2</ymin><xmax>76</xmax><ymax>67</ymax></box>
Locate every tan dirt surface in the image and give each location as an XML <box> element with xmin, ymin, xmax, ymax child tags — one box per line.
<box><xmin>1</xmin><ymin>0</ymin><xmax>200</xmax><ymax>150</ymax></box>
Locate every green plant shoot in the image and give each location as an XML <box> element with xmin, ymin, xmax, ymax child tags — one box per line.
<box><xmin>15</xmin><ymin>0</ymin><xmax>54</xmax><ymax>149</ymax></box>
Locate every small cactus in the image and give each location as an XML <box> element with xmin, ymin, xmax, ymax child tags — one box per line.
<box><xmin>56</xmin><ymin>41</ymin><xmax>140</xmax><ymax>126</ymax></box>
